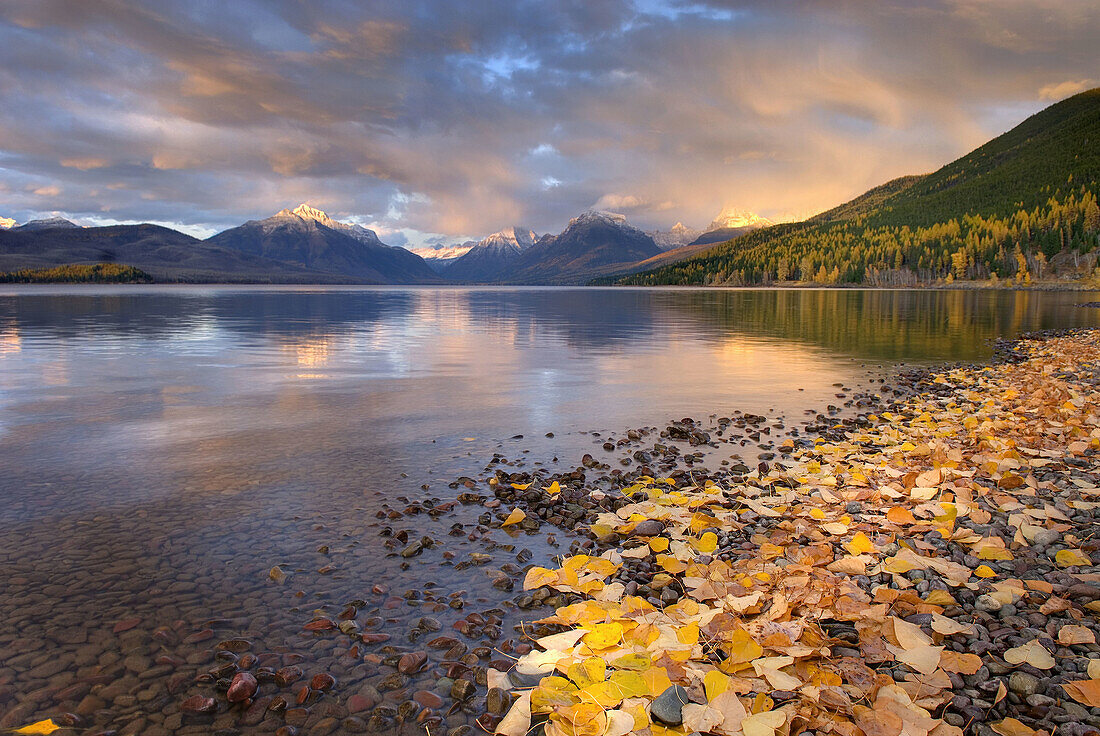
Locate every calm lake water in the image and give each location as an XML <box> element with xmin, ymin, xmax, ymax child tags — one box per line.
<box><xmin>0</xmin><ymin>286</ymin><xmax>1097</xmax><ymax>734</ymax></box>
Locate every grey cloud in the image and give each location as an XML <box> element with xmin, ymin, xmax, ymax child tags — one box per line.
<box><xmin>0</xmin><ymin>0</ymin><xmax>1097</xmax><ymax>239</ymax></box>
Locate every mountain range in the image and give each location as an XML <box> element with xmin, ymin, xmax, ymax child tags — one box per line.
<box><xmin>0</xmin><ymin>202</ymin><xmax>770</xmax><ymax>284</ymax></box>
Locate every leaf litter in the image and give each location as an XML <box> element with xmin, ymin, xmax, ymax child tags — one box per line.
<box><xmin>492</xmin><ymin>332</ymin><xmax>1100</xmax><ymax>736</ymax></box>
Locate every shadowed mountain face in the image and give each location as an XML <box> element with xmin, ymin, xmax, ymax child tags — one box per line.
<box><xmin>0</xmin><ymin>223</ymin><xmax>348</xmax><ymax>282</ymax></box>
<box><xmin>491</xmin><ymin>212</ymin><xmax>662</xmax><ymax>284</ymax></box>
<box><xmin>205</xmin><ymin>205</ymin><xmax>442</xmax><ymax>284</ymax></box>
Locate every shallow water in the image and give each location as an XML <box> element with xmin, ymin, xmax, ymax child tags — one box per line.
<box><xmin>0</xmin><ymin>286</ymin><xmax>1097</xmax><ymax>734</ymax></box>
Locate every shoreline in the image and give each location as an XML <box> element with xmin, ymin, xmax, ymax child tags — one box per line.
<box><xmin>457</xmin><ymin>328</ymin><xmax>1100</xmax><ymax>736</ymax></box>
<box><xmin>0</xmin><ymin>278</ymin><xmax>1098</xmax><ymax>293</ymax></box>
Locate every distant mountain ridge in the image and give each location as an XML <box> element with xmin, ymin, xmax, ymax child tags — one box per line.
<box><xmin>443</xmin><ymin>226</ymin><xmax>538</xmax><ymax>281</ymax></box>
<box><xmin>206</xmin><ymin>204</ymin><xmax>441</xmax><ymax>284</ymax></box>
<box><xmin>0</xmin><ymin>222</ymin><xmax>344</xmax><ymax>282</ymax></box>
<box><xmin>17</xmin><ymin>216</ymin><xmax>81</xmax><ymax>231</ymax></box>
<box><xmin>495</xmin><ymin>211</ymin><xmax>662</xmax><ymax>284</ymax></box>
<box><xmin>649</xmin><ymin>222</ymin><xmax>701</xmax><ymax>250</ymax></box>
<box><xmin>0</xmin><ymin>198</ymin><xmax>775</xmax><ymax>284</ymax></box>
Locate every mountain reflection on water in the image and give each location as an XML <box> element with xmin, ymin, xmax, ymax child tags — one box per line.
<box><xmin>0</xmin><ymin>286</ymin><xmax>1098</xmax><ymax>525</ymax></box>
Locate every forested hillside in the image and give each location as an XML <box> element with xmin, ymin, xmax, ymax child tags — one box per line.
<box><xmin>620</xmin><ymin>89</ymin><xmax>1100</xmax><ymax>286</ymax></box>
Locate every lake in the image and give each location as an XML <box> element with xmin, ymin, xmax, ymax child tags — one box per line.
<box><xmin>0</xmin><ymin>286</ymin><xmax>1096</xmax><ymax>735</ymax></box>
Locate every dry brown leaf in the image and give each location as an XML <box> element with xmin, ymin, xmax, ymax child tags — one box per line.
<box><xmin>892</xmin><ymin>618</ymin><xmax>933</xmax><ymax>649</ymax></box>
<box><xmin>991</xmin><ymin>717</ymin><xmax>1037</xmax><ymax>736</ymax></box>
<box><xmin>853</xmin><ymin>704</ymin><xmax>904</xmax><ymax>736</ymax></box>
<box><xmin>938</xmin><ymin>650</ymin><xmax>983</xmax><ymax>675</ymax></box>
<box><xmin>1003</xmin><ymin>640</ymin><xmax>1055</xmax><ymax>670</ymax></box>
<box><xmin>1057</xmin><ymin>625</ymin><xmax>1096</xmax><ymax>645</ymax></box>
<box><xmin>897</xmin><ymin>644</ymin><xmax>944</xmax><ymax>676</ymax></box>
<box><xmin>1062</xmin><ymin>679</ymin><xmax>1100</xmax><ymax>707</ymax></box>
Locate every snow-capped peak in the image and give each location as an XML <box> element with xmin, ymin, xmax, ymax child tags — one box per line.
<box><xmin>648</xmin><ymin>221</ymin><xmax>703</xmax><ymax>251</ymax></box>
<box><xmin>0</xmin><ymin>216</ymin><xmax>14</xmax><ymax>230</ymax></box>
<box><xmin>15</xmin><ymin>216</ymin><xmax>81</xmax><ymax>231</ymax></box>
<box><xmin>267</xmin><ymin>204</ymin><xmax>387</xmax><ymax>246</ymax></box>
<box><xmin>276</xmin><ymin>203</ymin><xmax>336</xmax><ymax>227</ymax></box>
<box><xmin>569</xmin><ymin>210</ymin><xmax>629</xmax><ymax>228</ymax></box>
<box><xmin>707</xmin><ymin>207</ymin><xmax>773</xmax><ymax>232</ymax></box>
<box><xmin>481</xmin><ymin>227</ymin><xmax>536</xmax><ymax>250</ymax></box>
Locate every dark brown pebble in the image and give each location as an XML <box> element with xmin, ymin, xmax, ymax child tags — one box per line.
<box><xmin>217</xmin><ymin>638</ymin><xmax>252</xmax><ymax>652</ymax></box>
<box><xmin>227</xmin><ymin>672</ymin><xmax>258</xmax><ymax>703</ymax></box>
<box><xmin>285</xmin><ymin>707</ymin><xmax>310</xmax><ymax>726</ymax></box>
<box><xmin>310</xmin><ymin>673</ymin><xmax>336</xmax><ymax>691</ymax></box>
<box><xmin>180</xmin><ymin>695</ymin><xmax>217</xmax><ymax>714</ymax></box>
<box><xmin>398</xmin><ymin>652</ymin><xmax>427</xmax><ymax>674</ymax></box>
<box><xmin>275</xmin><ymin>666</ymin><xmax>303</xmax><ymax>687</ymax></box>
<box><xmin>413</xmin><ymin>691</ymin><xmax>444</xmax><ymax>709</ymax></box>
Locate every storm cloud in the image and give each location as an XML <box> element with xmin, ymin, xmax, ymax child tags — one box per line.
<box><xmin>0</xmin><ymin>0</ymin><xmax>1096</xmax><ymax>243</ymax></box>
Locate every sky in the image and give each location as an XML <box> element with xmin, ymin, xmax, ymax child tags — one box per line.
<box><xmin>0</xmin><ymin>0</ymin><xmax>1097</xmax><ymax>247</ymax></box>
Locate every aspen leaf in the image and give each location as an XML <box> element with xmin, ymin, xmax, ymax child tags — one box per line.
<box><xmin>924</xmin><ymin>590</ymin><xmax>957</xmax><ymax>606</ymax></box>
<box><xmin>502</xmin><ymin>507</ymin><xmax>526</xmax><ymax>526</ymax></box>
<box><xmin>551</xmin><ymin>703</ymin><xmax>607</xmax><ymax>736</ymax></box>
<box><xmin>978</xmin><ymin>546</ymin><xmax>1014</xmax><ymax>561</ymax></box>
<box><xmin>607</xmin><ymin>670</ymin><xmax>647</xmax><ymax>699</ymax></box>
<box><xmin>1088</xmin><ymin>660</ymin><xmax>1100</xmax><ymax>679</ymax></box>
<box><xmin>682</xmin><ymin>704</ymin><xmax>723</xmax><ymax>734</ymax></box>
<box><xmin>897</xmin><ymin>644</ymin><xmax>944</xmax><ymax>675</ymax></box>
<box><xmin>740</xmin><ymin>710</ymin><xmax>785</xmax><ymax>736</ymax></box>
<box><xmin>930</xmin><ymin>614</ymin><xmax>972</xmax><ymax>636</ymax></box>
<box><xmin>12</xmin><ymin>722</ymin><xmax>61</xmax><ymax>736</ymax></box>
<box><xmin>567</xmin><ymin>657</ymin><xmax>606</xmax><ymax>688</ymax></box>
<box><xmin>725</xmin><ymin>630</ymin><xmax>763</xmax><ymax>664</ymax></box>
<box><xmin>545</xmin><ymin>481</ymin><xmax>561</xmax><ymax>495</ymax></box>
<box><xmin>1003</xmin><ymin>640</ymin><xmax>1055</xmax><ymax>670</ymax></box>
<box><xmin>577</xmin><ymin>680</ymin><xmax>623</xmax><ymax>708</ymax></box>
<box><xmin>974</xmin><ymin>565</ymin><xmax>996</xmax><ymax>578</ymax></box>
<box><xmin>676</xmin><ymin>622</ymin><xmax>699</xmax><ymax>645</ymax></box>
<box><xmin>610</xmin><ymin>652</ymin><xmax>651</xmax><ymax>671</ymax></box>
<box><xmin>693</xmin><ymin>531</ymin><xmax>718</xmax><ymax>554</ymax></box>
<box><xmin>1063</xmin><ymin>679</ymin><xmax>1100</xmax><ymax>706</ymax></box>
<box><xmin>582</xmin><ymin>622</ymin><xmax>623</xmax><ymax>650</ymax></box>
<box><xmin>603</xmin><ymin>709</ymin><xmax>634</xmax><ymax>736</ymax></box>
<box><xmin>656</xmin><ymin>554</ymin><xmax>688</xmax><ymax>574</ymax></box>
<box><xmin>532</xmin><ymin>678</ymin><xmax>581</xmax><ymax>710</ymax></box>
<box><xmin>641</xmin><ymin>666</ymin><xmax>672</xmax><ymax>697</ymax></box>
<box><xmin>536</xmin><ymin>629</ymin><xmax>586</xmax><ymax>652</ymax></box>
<box><xmin>1057</xmin><ymin>625</ymin><xmax>1095</xmax><ymax>645</ymax></box>
<box><xmin>1055</xmin><ymin>549</ymin><xmax>1092</xmax><ymax>567</ymax></box>
<box><xmin>525</xmin><ymin>567</ymin><xmax>559</xmax><ymax>590</ymax></box>
<box><xmin>846</xmin><ymin>531</ymin><xmax>876</xmax><ymax>555</ymax></box>
<box><xmin>892</xmin><ymin>618</ymin><xmax>933</xmax><ymax>649</ymax></box>
<box><xmin>938</xmin><ymin>650</ymin><xmax>983</xmax><ymax>675</ymax></box>
<box><xmin>649</xmin><ymin>537</ymin><xmax>670</xmax><ymax>552</ymax></box>
<box><xmin>704</xmin><ymin>670</ymin><xmax>730</xmax><ymax>700</ymax></box>
<box><xmin>822</xmin><ymin>522</ymin><xmax>849</xmax><ymax>535</ymax></box>
<box><xmin>497</xmin><ymin>692</ymin><xmax>532</xmax><ymax>736</ymax></box>
<box><xmin>852</xmin><ymin>705</ymin><xmax>903</xmax><ymax>736</ymax></box>
<box><xmin>887</xmin><ymin>507</ymin><xmax>917</xmax><ymax>525</ymax></box>
<box><xmin>991</xmin><ymin>718</ymin><xmax>1036</xmax><ymax>736</ymax></box>
<box><xmin>709</xmin><ymin>690</ymin><xmax>748</xmax><ymax>735</ymax></box>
